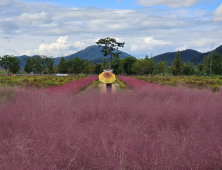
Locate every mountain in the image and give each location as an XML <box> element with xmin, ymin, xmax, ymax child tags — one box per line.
<box><xmin>17</xmin><ymin>45</ymin><xmax>133</xmax><ymax>67</ymax></box>
<box><xmin>152</xmin><ymin>45</ymin><xmax>222</xmax><ymax>66</ymax></box>
<box><xmin>152</xmin><ymin>49</ymin><xmax>201</xmax><ymax>66</ymax></box>
<box><xmin>190</xmin><ymin>45</ymin><xmax>222</xmax><ymax>65</ymax></box>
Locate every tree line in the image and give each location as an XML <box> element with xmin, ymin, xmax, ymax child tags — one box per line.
<box><xmin>0</xmin><ymin>50</ymin><xmax>222</xmax><ymax>76</ymax></box>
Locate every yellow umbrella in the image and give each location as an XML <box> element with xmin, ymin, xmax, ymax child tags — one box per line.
<box><xmin>99</xmin><ymin>72</ymin><xmax>116</xmax><ymax>84</ymax></box>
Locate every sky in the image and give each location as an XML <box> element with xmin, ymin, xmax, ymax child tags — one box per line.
<box><xmin>0</xmin><ymin>0</ymin><xmax>222</xmax><ymax>58</ymax></box>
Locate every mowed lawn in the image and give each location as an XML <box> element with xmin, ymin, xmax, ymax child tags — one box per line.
<box><xmin>0</xmin><ymin>76</ymin><xmax>222</xmax><ymax>169</ymax></box>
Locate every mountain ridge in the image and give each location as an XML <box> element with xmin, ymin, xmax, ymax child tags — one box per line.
<box><xmin>16</xmin><ymin>45</ymin><xmax>133</xmax><ymax>67</ymax></box>
<box><xmin>15</xmin><ymin>44</ymin><xmax>222</xmax><ymax>68</ymax></box>
<box><xmin>152</xmin><ymin>45</ymin><xmax>222</xmax><ymax>66</ymax></box>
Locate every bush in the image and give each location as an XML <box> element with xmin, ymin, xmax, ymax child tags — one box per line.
<box><xmin>115</xmin><ymin>77</ymin><xmax>127</xmax><ymax>89</ymax></box>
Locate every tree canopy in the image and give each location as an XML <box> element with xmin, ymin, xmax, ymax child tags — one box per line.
<box><xmin>171</xmin><ymin>51</ymin><xmax>183</xmax><ymax>75</ymax></box>
<box><xmin>96</xmin><ymin>37</ymin><xmax>125</xmax><ymax>70</ymax></box>
<box><xmin>0</xmin><ymin>55</ymin><xmax>21</xmax><ymax>75</ymax></box>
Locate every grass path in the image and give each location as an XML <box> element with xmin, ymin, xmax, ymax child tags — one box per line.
<box><xmin>99</xmin><ymin>81</ymin><xmax>125</xmax><ymax>94</ymax></box>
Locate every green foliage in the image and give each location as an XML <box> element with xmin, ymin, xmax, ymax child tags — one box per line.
<box><xmin>144</xmin><ymin>56</ymin><xmax>155</xmax><ymax>75</ymax></box>
<box><xmin>32</xmin><ymin>56</ymin><xmax>42</xmax><ymax>74</ymax></box>
<box><xmin>44</xmin><ymin>81</ymin><xmax>55</xmax><ymax>87</ymax></box>
<box><xmin>0</xmin><ymin>75</ymin><xmax>86</xmax><ymax>89</ymax></box>
<box><xmin>96</xmin><ymin>37</ymin><xmax>125</xmax><ymax>69</ymax></box>
<box><xmin>89</xmin><ymin>62</ymin><xmax>95</xmax><ymax>74</ymax></box>
<box><xmin>132</xmin><ymin>56</ymin><xmax>155</xmax><ymax>75</ymax></box>
<box><xmin>44</xmin><ymin>57</ymin><xmax>54</xmax><ymax>74</ymax></box>
<box><xmin>58</xmin><ymin>56</ymin><xmax>67</xmax><ymax>73</ymax></box>
<box><xmin>102</xmin><ymin>58</ymin><xmax>107</xmax><ymax>69</ymax></box>
<box><xmin>53</xmin><ymin>64</ymin><xmax>58</xmax><ymax>74</ymax></box>
<box><xmin>84</xmin><ymin>60</ymin><xmax>90</xmax><ymax>75</ymax></box>
<box><xmin>154</xmin><ymin>60</ymin><xmax>167</xmax><ymax>75</ymax></box>
<box><xmin>0</xmin><ymin>55</ymin><xmax>21</xmax><ymax>74</ymax></box>
<box><xmin>203</xmin><ymin>52</ymin><xmax>222</xmax><ymax>76</ymax></box>
<box><xmin>69</xmin><ymin>57</ymin><xmax>86</xmax><ymax>74</ymax></box>
<box><xmin>115</xmin><ymin>77</ymin><xmax>127</xmax><ymax>89</ymax></box>
<box><xmin>93</xmin><ymin>63</ymin><xmax>102</xmax><ymax>74</ymax></box>
<box><xmin>182</xmin><ymin>61</ymin><xmax>195</xmax><ymax>75</ymax></box>
<box><xmin>122</xmin><ymin>56</ymin><xmax>137</xmax><ymax>75</ymax></box>
<box><xmin>24</xmin><ymin>57</ymin><xmax>33</xmax><ymax>74</ymax></box>
<box><xmin>171</xmin><ymin>51</ymin><xmax>184</xmax><ymax>75</ymax></box>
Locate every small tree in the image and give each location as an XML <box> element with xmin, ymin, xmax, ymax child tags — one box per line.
<box><xmin>0</xmin><ymin>55</ymin><xmax>21</xmax><ymax>75</ymax></box>
<box><xmin>32</xmin><ymin>56</ymin><xmax>45</xmax><ymax>75</ymax></box>
<box><xmin>58</xmin><ymin>56</ymin><xmax>67</xmax><ymax>73</ymax></box>
<box><xmin>182</xmin><ymin>61</ymin><xmax>195</xmax><ymax>75</ymax></box>
<box><xmin>24</xmin><ymin>57</ymin><xmax>33</xmax><ymax>74</ymax></box>
<box><xmin>44</xmin><ymin>57</ymin><xmax>54</xmax><ymax>74</ymax></box>
<box><xmin>155</xmin><ymin>60</ymin><xmax>167</xmax><ymax>75</ymax></box>
<box><xmin>53</xmin><ymin>64</ymin><xmax>58</xmax><ymax>74</ymax></box>
<box><xmin>93</xmin><ymin>63</ymin><xmax>102</xmax><ymax>74</ymax></box>
<box><xmin>96</xmin><ymin>37</ymin><xmax>125</xmax><ymax>70</ymax></box>
<box><xmin>84</xmin><ymin>60</ymin><xmax>90</xmax><ymax>75</ymax></box>
<box><xmin>132</xmin><ymin>59</ymin><xmax>144</xmax><ymax>75</ymax></box>
<box><xmin>144</xmin><ymin>55</ymin><xmax>155</xmax><ymax>75</ymax></box>
<box><xmin>171</xmin><ymin>51</ymin><xmax>183</xmax><ymax>75</ymax></box>
<box><xmin>89</xmin><ymin>62</ymin><xmax>95</xmax><ymax>74</ymax></box>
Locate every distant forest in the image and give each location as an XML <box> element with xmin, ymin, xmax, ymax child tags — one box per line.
<box><xmin>1</xmin><ymin>45</ymin><xmax>222</xmax><ymax>76</ymax></box>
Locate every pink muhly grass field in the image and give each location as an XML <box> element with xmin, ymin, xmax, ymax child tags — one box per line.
<box><xmin>45</xmin><ymin>75</ymin><xmax>98</xmax><ymax>94</ymax></box>
<box><xmin>0</xmin><ymin>82</ymin><xmax>222</xmax><ymax>169</ymax></box>
<box><xmin>117</xmin><ymin>75</ymin><xmax>156</xmax><ymax>89</ymax></box>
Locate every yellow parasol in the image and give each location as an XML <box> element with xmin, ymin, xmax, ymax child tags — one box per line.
<box><xmin>99</xmin><ymin>71</ymin><xmax>116</xmax><ymax>84</ymax></box>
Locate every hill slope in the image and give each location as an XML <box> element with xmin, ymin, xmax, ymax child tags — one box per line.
<box><xmin>152</xmin><ymin>49</ymin><xmax>201</xmax><ymax>66</ymax></box>
<box><xmin>190</xmin><ymin>45</ymin><xmax>222</xmax><ymax>65</ymax></box>
<box><xmin>17</xmin><ymin>45</ymin><xmax>132</xmax><ymax>67</ymax></box>
<box><xmin>153</xmin><ymin>45</ymin><xmax>222</xmax><ymax>66</ymax></box>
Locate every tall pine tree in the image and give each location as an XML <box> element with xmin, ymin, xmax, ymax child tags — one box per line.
<box><xmin>171</xmin><ymin>51</ymin><xmax>183</xmax><ymax>75</ymax></box>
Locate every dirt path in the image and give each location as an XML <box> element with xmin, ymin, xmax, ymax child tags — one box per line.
<box><xmin>98</xmin><ymin>81</ymin><xmax>122</xmax><ymax>94</ymax></box>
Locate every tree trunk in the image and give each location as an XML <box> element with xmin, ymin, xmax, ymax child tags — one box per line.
<box><xmin>109</xmin><ymin>52</ymin><xmax>112</xmax><ymax>70</ymax></box>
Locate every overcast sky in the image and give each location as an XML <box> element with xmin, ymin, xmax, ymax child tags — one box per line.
<box><xmin>0</xmin><ymin>0</ymin><xmax>222</xmax><ymax>58</ymax></box>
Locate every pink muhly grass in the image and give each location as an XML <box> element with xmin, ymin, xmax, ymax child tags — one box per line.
<box><xmin>117</xmin><ymin>75</ymin><xmax>160</xmax><ymax>89</ymax></box>
<box><xmin>0</xmin><ymin>83</ymin><xmax>222</xmax><ymax>169</ymax></box>
<box><xmin>45</xmin><ymin>76</ymin><xmax>98</xmax><ymax>94</ymax></box>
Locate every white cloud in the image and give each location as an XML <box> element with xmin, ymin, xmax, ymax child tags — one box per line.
<box><xmin>134</xmin><ymin>0</ymin><xmax>201</xmax><ymax>8</ymax></box>
<box><xmin>18</xmin><ymin>12</ymin><xmax>51</xmax><ymax>26</ymax></box>
<box><xmin>175</xmin><ymin>44</ymin><xmax>187</xmax><ymax>51</ymax></box>
<box><xmin>213</xmin><ymin>4</ymin><xmax>222</xmax><ymax>21</ymax></box>
<box><xmin>0</xmin><ymin>0</ymin><xmax>221</xmax><ymax>58</ymax></box>
<box><xmin>131</xmin><ymin>37</ymin><xmax>171</xmax><ymax>52</ymax></box>
<box><xmin>193</xmin><ymin>38</ymin><xmax>221</xmax><ymax>48</ymax></box>
<box><xmin>21</xmin><ymin>36</ymin><xmax>86</xmax><ymax>57</ymax></box>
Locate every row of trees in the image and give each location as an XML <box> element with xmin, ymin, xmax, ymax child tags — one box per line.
<box><xmin>24</xmin><ymin>56</ymin><xmax>54</xmax><ymax>74</ymax></box>
<box><xmin>24</xmin><ymin>56</ymin><xmax>95</xmax><ymax>75</ymax></box>
<box><xmin>1</xmin><ymin>51</ymin><xmax>221</xmax><ymax>76</ymax></box>
<box><xmin>53</xmin><ymin>57</ymin><xmax>95</xmax><ymax>75</ymax></box>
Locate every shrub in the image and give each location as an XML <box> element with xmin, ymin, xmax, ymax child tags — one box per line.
<box><xmin>115</xmin><ymin>77</ymin><xmax>127</xmax><ymax>89</ymax></box>
<box><xmin>44</xmin><ymin>81</ymin><xmax>55</xmax><ymax>87</ymax></box>
<box><xmin>209</xmin><ymin>84</ymin><xmax>221</xmax><ymax>92</ymax></box>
